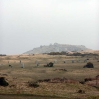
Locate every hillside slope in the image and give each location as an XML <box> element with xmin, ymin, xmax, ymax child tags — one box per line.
<box><xmin>24</xmin><ymin>43</ymin><xmax>90</xmax><ymax>54</ymax></box>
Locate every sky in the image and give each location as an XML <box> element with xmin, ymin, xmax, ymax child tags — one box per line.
<box><xmin>0</xmin><ymin>0</ymin><xmax>99</xmax><ymax>55</ymax></box>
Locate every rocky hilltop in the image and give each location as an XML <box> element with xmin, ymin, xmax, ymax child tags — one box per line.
<box><xmin>24</xmin><ymin>43</ymin><xmax>90</xmax><ymax>54</ymax></box>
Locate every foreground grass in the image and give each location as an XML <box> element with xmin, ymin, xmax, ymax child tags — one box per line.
<box><xmin>0</xmin><ymin>82</ymin><xmax>99</xmax><ymax>99</ymax></box>
<box><xmin>0</xmin><ymin>94</ymin><xmax>99</xmax><ymax>99</ymax></box>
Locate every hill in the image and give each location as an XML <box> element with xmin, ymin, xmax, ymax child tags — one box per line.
<box><xmin>23</xmin><ymin>43</ymin><xmax>90</xmax><ymax>54</ymax></box>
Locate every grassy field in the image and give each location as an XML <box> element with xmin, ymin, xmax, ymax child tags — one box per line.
<box><xmin>0</xmin><ymin>54</ymin><xmax>99</xmax><ymax>99</ymax></box>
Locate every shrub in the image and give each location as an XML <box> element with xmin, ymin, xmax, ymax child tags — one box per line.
<box><xmin>28</xmin><ymin>82</ymin><xmax>39</xmax><ymax>88</ymax></box>
<box><xmin>83</xmin><ymin>62</ymin><xmax>94</xmax><ymax>68</ymax></box>
<box><xmin>0</xmin><ymin>77</ymin><xmax>9</xmax><ymax>87</ymax></box>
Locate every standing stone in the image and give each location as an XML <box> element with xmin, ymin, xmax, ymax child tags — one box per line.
<box><xmin>64</xmin><ymin>60</ymin><xmax>66</xmax><ymax>63</ymax></box>
<box><xmin>35</xmin><ymin>60</ymin><xmax>39</xmax><ymax>66</ymax></box>
<box><xmin>21</xmin><ymin>63</ymin><xmax>24</xmax><ymax>68</ymax></box>
<box><xmin>54</xmin><ymin>60</ymin><xmax>57</xmax><ymax>63</ymax></box>
<box><xmin>72</xmin><ymin>60</ymin><xmax>74</xmax><ymax>63</ymax></box>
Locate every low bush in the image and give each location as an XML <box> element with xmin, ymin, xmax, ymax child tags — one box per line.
<box><xmin>28</xmin><ymin>82</ymin><xmax>39</xmax><ymax>88</ymax></box>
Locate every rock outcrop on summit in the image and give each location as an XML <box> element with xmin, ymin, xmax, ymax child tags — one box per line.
<box><xmin>24</xmin><ymin>43</ymin><xmax>90</xmax><ymax>54</ymax></box>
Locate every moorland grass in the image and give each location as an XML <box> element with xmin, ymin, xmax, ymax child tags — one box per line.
<box><xmin>0</xmin><ymin>54</ymin><xmax>99</xmax><ymax>98</ymax></box>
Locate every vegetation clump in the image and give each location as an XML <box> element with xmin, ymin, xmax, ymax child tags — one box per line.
<box><xmin>48</xmin><ymin>52</ymin><xmax>99</xmax><ymax>57</ymax></box>
<box><xmin>0</xmin><ymin>77</ymin><xmax>9</xmax><ymax>87</ymax></box>
<box><xmin>44</xmin><ymin>62</ymin><xmax>54</xmax><ymax>67</ymax></box>
<box><xmin>83</xmin><ymin>62</ymin><xmax>94</xmax><ymax>68</ymax></box>
<box><xmin>28</xmin><ymin>82</ymin><xmax>39</xmax><ymax>88</ymax></box>
<box><xmin>77</xmin><ymin>89</ymin><xmax>85</xmax><ymax>94</ymax></box>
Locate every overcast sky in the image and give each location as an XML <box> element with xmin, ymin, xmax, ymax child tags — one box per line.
<box><xmin>0</xmin><ymin>0</ymin><xmax>99</xmax><ymax>55</ymax></box>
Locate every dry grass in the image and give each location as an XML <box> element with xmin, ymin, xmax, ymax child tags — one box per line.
<box><xmin>0</xmin><ymin>54</ymin><xmax>99</xmax><ymax>98</ymax></box>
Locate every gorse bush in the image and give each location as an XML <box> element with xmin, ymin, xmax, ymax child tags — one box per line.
<box><xmin>28</xmin><ymin>82</ymin><xmax>39</xmax><ymax>88</ymax></box>
<box><xmin>0</xmin><ymin>77</ymin><xmax>9</xmax><ymax>87</ymax></box>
